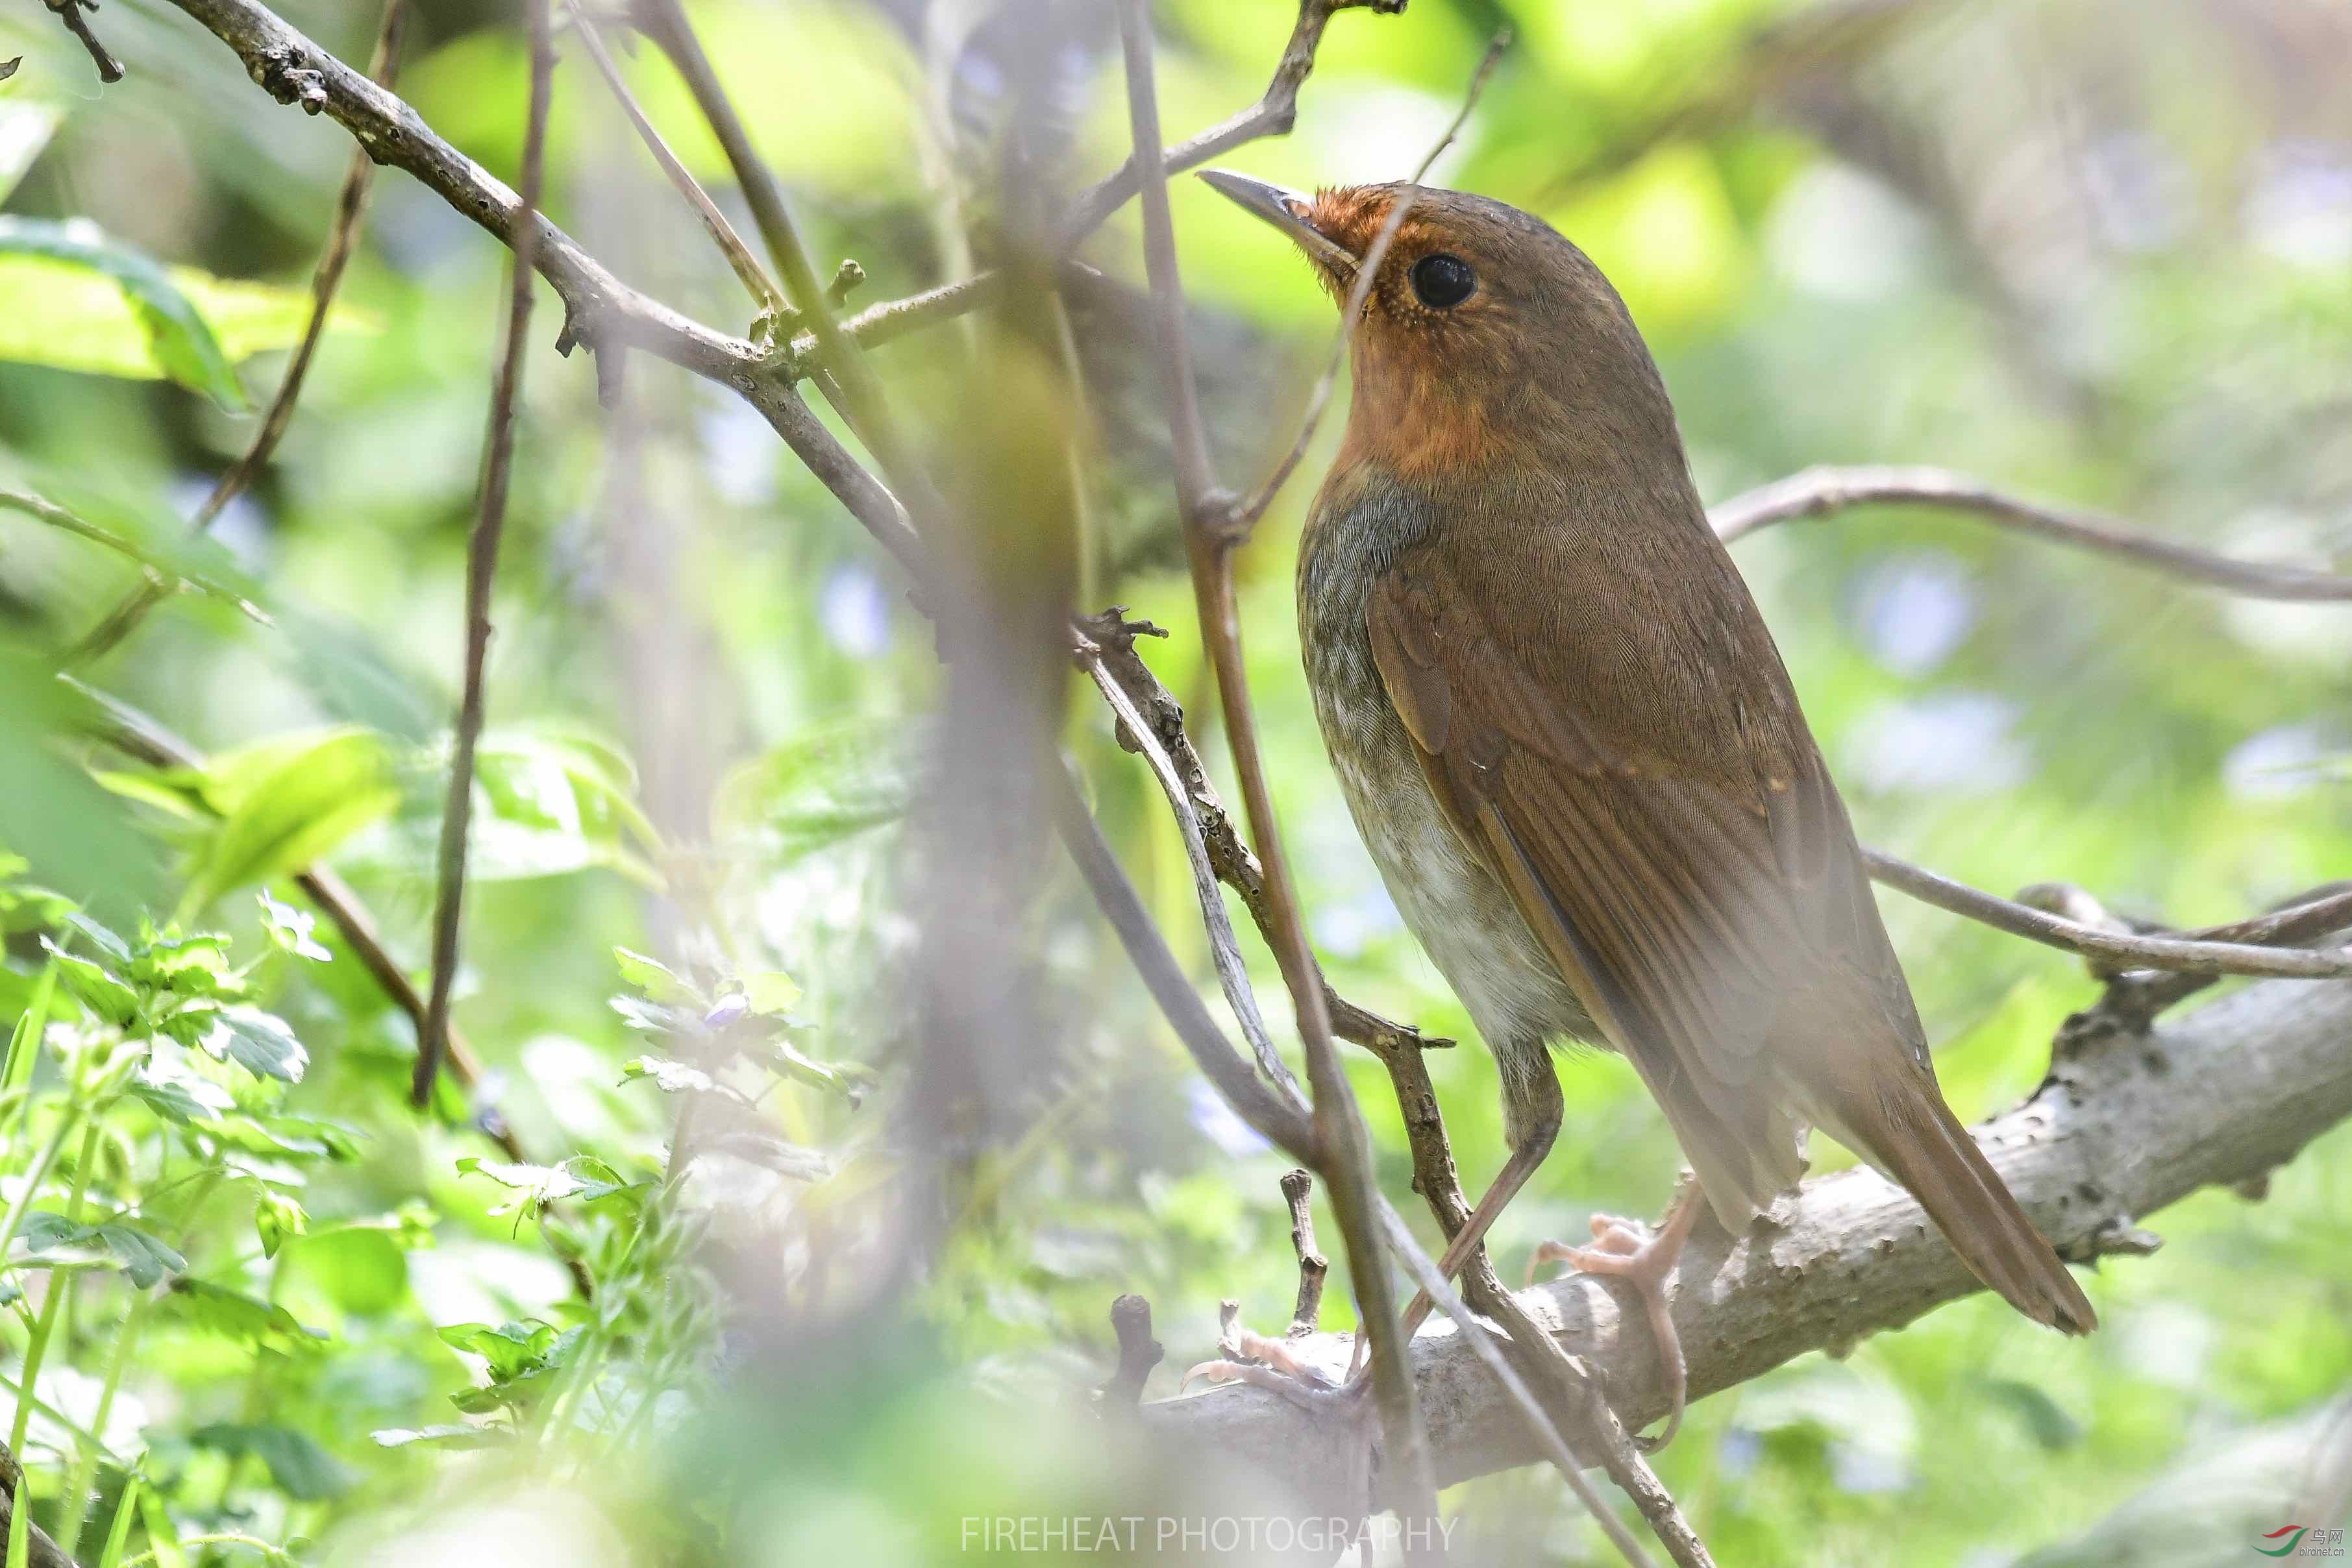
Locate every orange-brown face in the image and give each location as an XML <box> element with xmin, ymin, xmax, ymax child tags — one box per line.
<box><xmin>1201</xmin><ymin>174</ymin><xmax>1666</xmax><ymax>482</ymax></box>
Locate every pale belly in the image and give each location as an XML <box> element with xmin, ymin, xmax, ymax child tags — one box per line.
<box><xmin>1305</xmin><ymin>635</ymin><xmax>1598</xmax><ymax>1063</ymax></box>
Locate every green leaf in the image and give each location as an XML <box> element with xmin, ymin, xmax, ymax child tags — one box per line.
<box><xmin>254</xmin><ymin>1190</ymin><xmax>308</xmax><ymax>1258</ymax></box>
<box><xmin>741</xmin><ymin>970</ymin><xmax>801</xmax><ymax>1014</ymax></box>
<box><xmin>97</xmin><ymin>1469</ymin><xmax>140</xmax><ymax>1568</ymax></box>
<box><xmin>92</xmin><ymin>1222</ymin><xmax>187</xmax><ymax>1288</ymax></box>
<box><xmin>136</xmin><ymin>1486</ymin><xmax>186</xmax><ymax>1568</ymax></box>
<box><xmin>619</xmin><ymin>1055</ymin><xmax>714</xmax><ymax>1095</ymax></box>
<box><xmin>0</xmin><ymin>217</ymin><xmax>249</xmax><ymax>410</ymax></box>
<box><xmin>129</xmin><ymin>1069</ymin><xmax>234</xmax><ymax>1126</ymax></box>
<box><xmin>715</xmin><ymin>718</ymin><xmax>913</xmax><ymax>859</ymax></box>
<box><xmin>187</xmin><ymin>1422</ymin><xmax>353</xmax><ymax>1501</ymax></box>
<box><xmin>200</xmin><ymin>1005</ymin><xmax>307</xmax><ymax>1083</ymax></box>
<box><xmin>764</xmin><ymin>1036</ymin><xmax>874</xmax><ymax>1105</ymax></box>
<box><xmin>613</xmin><ymin>946</ymin><xmax>695</xmax><ymax>1005</ymax></box>
<box><xmin>706</xmin><ymin>1129</ymin><xmax>832</xmax><ymax>1183</ymax></box>
<box><xmin>454</xmin><ymin>1154</ymin><xmax>643</xmax><ymax>1214</ymax></box>
<box><xmin>370</xmin><ymin>1423</ymin><xmax>506</xmax><ymax>1451</ymax></box>
<box><xmin>7</xmin><ymin>1466</ymin><xmax>30</xmax><ymax>1568</ymax></box>
<box><xmin>39</xmin><ymin>938</ymin><xmax>138</xmax><ymax>1027</ymax></box>
<box><xmin>161</xmin><ymin>1278</ymin><xmax>328</xmax><ymax>1354</ymax></box>
<box><xmin>182</xmin><ymin>728</ymin><xmax>398</xmax><ymax>913</ymax></box>
<box><xmin>257</xmin><ymin>892</ymin><xmax>331</xmax><ymax>962</ymax></box>
<box><xmin>18</xmin><ymin>1214</ymin><xmax>187</xmax><ymax>1286</ymax></box>
<box><xmin>436</xmin><ymin>1319</ymin><xmax>558</xmax><ymax>1380</ymax></box>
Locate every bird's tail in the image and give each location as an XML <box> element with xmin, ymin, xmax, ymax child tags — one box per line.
<box><xmin>1829</xmin><ymin>1084</ymin><xmax>2097</xmax><ymax>1335</ymax></box>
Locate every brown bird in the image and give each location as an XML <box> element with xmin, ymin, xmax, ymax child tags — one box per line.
<box><xmin>1200</xmin><ymin>171</ymin><xmax>2095</xmax><ymax>1434</ymax></box>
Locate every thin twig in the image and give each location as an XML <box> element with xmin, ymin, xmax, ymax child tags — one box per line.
<box><xmin>1111</xmin><ymin>0</ymin><xmax>1441</xmax><ymax>1537</ymax></box>
<box><xmin>1080</xmin><ymin>612</ymin><xmax>1447</xmax><ymax>1057</ymax></box>
<box><xmin>563</xmin><ymin>0</ymin><xmax>784</xmax><ymax>313</ymax></box>
<box><xmin>0</xmin><ymin>491</ymin><xmax>267</xmax><ymax>625</ymax></box>
<box><xmin>1235</xmin><ymin>32</ymin><xmax>1509</xmax><ymax>532</ymax></box>
<box><xmin>1100</xmin><ymin>1293</ymin><xmax>1164</xmax><ymax>1407</ymax></box>
<box><xmin>1864</xmin><ymin>850</ymin><xmax>2352</xmax><ymax>981</ymax></box>
<box><xmin>1279</xmin><ymin>1170</ymin><xmax>1328</xmax><ymax>1336</ymax></box>
<box><xmin>1711</xmin><ymin>464</ymin><xmax>2352</xmax><ymax>600</ymax></box>
<box><xmin>413</xmin><ymin>0</ymin><xmax>553</xmax><ymax>1107</ymax></box>
<box><xmin>1063</xmin><ymin>0</ymin><xmax>1400</xmax><ymax>246</ymax></box>
<box><xmin>71</xmin><ymin>0</ymin><xmax>408</xmax><ymax>668</ymax></box>
<box><xmin>806</xmin><ymin>0</ymin><xmax>1408</xmax><ymax>369</ymax></box>
<box><xmin>45</xmin><ymin>0</ymin><xmax>123</xmax><ymax>82</ymax></box>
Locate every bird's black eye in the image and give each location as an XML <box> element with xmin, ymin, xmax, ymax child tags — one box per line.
<box><xmin>1409</xmin><ymin>253</ymin><xmax>1476</xmax><ymax>309</ymax></box>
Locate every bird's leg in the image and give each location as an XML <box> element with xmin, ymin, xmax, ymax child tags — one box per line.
<box><xmin>1526</xmin><ymin>1174</ymin><xmax>1703</xmax><ymax>1451</ymax></box>
<box><xmin>1396</xmin><ymin>1048</ymin><xmax>1563</xmax><ymax>1337</ymax></box>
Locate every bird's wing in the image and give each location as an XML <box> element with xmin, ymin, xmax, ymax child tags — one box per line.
<box><xmin>1367</xmin><ymin>531</ymin><xmax>1910</xmax><ymax>1221</ymax></box>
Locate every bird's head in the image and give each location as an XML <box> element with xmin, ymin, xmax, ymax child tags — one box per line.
<box><xmin>1198</xmin><ymin>172</ymin><xmax>1679</xmax><ymax>484</ymax></box>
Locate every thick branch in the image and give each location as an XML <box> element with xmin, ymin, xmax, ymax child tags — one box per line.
<box><xmin>1145</xmin><ymin>975</ymin><xmax>2352</xmax><ymax>1499</ymax></box>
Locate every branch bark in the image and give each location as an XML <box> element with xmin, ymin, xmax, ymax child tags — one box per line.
<box><xmin>1143</xmin><ymin>975</ymin><xmax>2352</xmax><ymax>1502</ymax></box>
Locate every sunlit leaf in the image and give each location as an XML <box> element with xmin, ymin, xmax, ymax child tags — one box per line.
<box><xmin>257</xmin><ymin>891</ymin><xmax>331</xmax><ymax>962</ymax></box>
<box><xmin>183</xmin><ymin>728</ymin><xmax>399</xmax><ymax>912</ymax></box>
<box><xmin>0</xmin><ymin>217</ymin><xmax>249</xmax><ymax>410</ymax></box>
<box><xmin>619</xmin><ymin>1055</ymin><xmax>713</xmax><ymax>1095</ymax></box>
<box><xmin>200</xmin><ymin>1005</ymin><xmax>307</xmax><ymax>1083</ymax></box>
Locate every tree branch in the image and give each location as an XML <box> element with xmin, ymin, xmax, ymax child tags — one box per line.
<box><xmin>1711</xmin><ymin>464</ymin><xmax>2352</xmax><ymax>601</ymax></box>
<box><xmin>1113</xmin><ymin>1</ymin><xmax>1440</xmax><ymax>1534</ymax></box>
<box><xmin>412</xmin><ymin>0</ymin><xmax>552</xmax><ymax>1108</ymax></box>
<box><xmin>1148</xmin><ymin>974</ymin><xmax>2352</xmax><ymax>1502</ymax></box>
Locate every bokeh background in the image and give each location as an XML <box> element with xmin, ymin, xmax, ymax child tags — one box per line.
<box><xmin>1</xmin><ymin>0</ymin><xmax>2349</xmax><ymax>1562</ymax></box>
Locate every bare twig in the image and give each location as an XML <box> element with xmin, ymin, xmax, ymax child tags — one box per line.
<box><xmin>565</xmin><ymin>0</ymin><xmax>784</xmax><ymax>314</ymax></box>
<box><xmin>800</xmin><ymin>0</ymin><xmax>1407</xmax><ymax>371</ymax></box>
<box><xmin>1100</xmin><ymin>1294</ymin><xmax>1165</xmax><ymax>1407</ymax></box>
<box><xmin>1864</xmin><ymin>850</ymin><xmax>2352</xmax><ymax>981</ymax></box>
<box><xmin>1111</xmin><ymin>1</ymin><xmax>1441</xmax><ymax>1537</ymax></box>
<box><xmin>1065</xmin><ymin>0</ymin><xmax>1401</xmax><ymax>245</ymax></box>
<box><xmin>2090</xmin><ymin>883</ymin><xmax>2352</xmax><ymax>1029</ymax></box>
<box><xmin>413</xmin><ymin>0</ymin><xmax>553</xmax><ymax>1108</ymax></box>
<box><xmin>1279</xmin><ymin>1170</ymin><xmax>1329</xmax><ymax>1336</ymax></box>
<box><xmin>1081</xmin><ymin>613</ymin><xmax>1447</xmax><ymax>1057</ymax></box>
<box><xmin>1711</xmin><ymin>465</ymin><xmax>2352</xmax><ymax>600</ymax></box>
<box><xmin>0</xmin><ymin>491</ymin><xmax>266</xmax><ymax>625</ymax></box>
<box><xmin>71</xmin><ymin>0</ymin><xmax>408</xmax><ymax>668</ymax></box>
<box><xmin>45</xmin><ymin>0</ymin><xmax>123</xmax><ymax>83</ymax></box>
<box><xmin>1235</xmin><ymin>32</ymin><xmax>1508</xmax><ymax>532</ymax></box>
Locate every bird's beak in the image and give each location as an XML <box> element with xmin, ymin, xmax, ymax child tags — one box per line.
<box><xmin>1196</xmin><ymin>169</ymin><xmax>1360</xmax><ymax>275</ymax></box>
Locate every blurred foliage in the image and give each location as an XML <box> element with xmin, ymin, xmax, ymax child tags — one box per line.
<box><xmin>0</xmin><ymin>0</ymin><xmax>2349</xmax><ymax>1563</ymax></box>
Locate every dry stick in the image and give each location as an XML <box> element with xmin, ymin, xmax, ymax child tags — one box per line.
<box><xmin>563</xmin><ymin>0</ymin><xmax>783</xmax><ymax>315</ymax></box>
<box><xmin>72</xmin><ymin>0</ymin><xmax>409</xmax><ymax>668</ymax></box>
<box><xmin>45</xmin><ymin>0</ymin><xmax>123</xmax><ymax>82</ymax></box>
<box><xmin>808</xmin><ymin>0</ymin><xmax>1396</xmax><ymax>367</ymax></box>
<box><xmin>1862</xmin><ymin>850</ymin><xmax>2352</xmax><ymax>981</ymax></box>
<box><xmin>1710</xmin><ymin>464</ymin><xmax>2352</xmax><ymax>600</ymax></box>
<box><xmin>1236</xmin><ymin>33</ymin><xmax>1509</xmax><ymax>531</ymax></box>
<box><xmin>64</xmin><ymin>679</ymin><xmax>597</xmax><ymax>1298</ymax></box>
<box><xmin>412</xmin><ymin>0</ymin><xmax>554</xmax><ymax>1108</ymax></box>
<box><xmin>1110</xmin><ymin>1</ymin><xmax>1442</xmax><ymax>1541</ymax></box>
<box><xmin>1280</xmin><ymin>1170</ymin><xmax>1330</xmax><ymax>1336</ymax></box>
<box><xmin>1080</xmin><ymin>614</ymin><xmax>1446</xmax><ymax>1056</ymax></box>
<box><xmin>2096</xmin><ymin>885</ymin><xmax>2352</xmax><ymax>1025</ymax></box>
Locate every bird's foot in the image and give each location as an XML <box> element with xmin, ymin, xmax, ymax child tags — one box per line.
<box><xmin>1181</xmin><ymin>1317</ymin><xmax>1366</xmax><ymax>1415</ymax></box>
<box><xmin>1526</xmin><ymin>1184</ymin><xmax>1702</xmax><ymax>1452</ymax></box>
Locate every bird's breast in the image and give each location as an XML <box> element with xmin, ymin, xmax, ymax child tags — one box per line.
<box><xmin>1298</xmin><ymin>477</ymin><xmax>1595</xmax><ymax>1054</ymax></box>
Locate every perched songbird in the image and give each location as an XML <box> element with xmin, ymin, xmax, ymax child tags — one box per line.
<box><xmin>1200</xmin><ymin>171</ymin><xmax>2095</xmax><ymax>1434</ymax></box>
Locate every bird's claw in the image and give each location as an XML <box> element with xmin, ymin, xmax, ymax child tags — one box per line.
<box><xmin>1527</xmin><ymin>1190</ymin><xmax>1702</xmax><ymax>1452</ymax></box>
